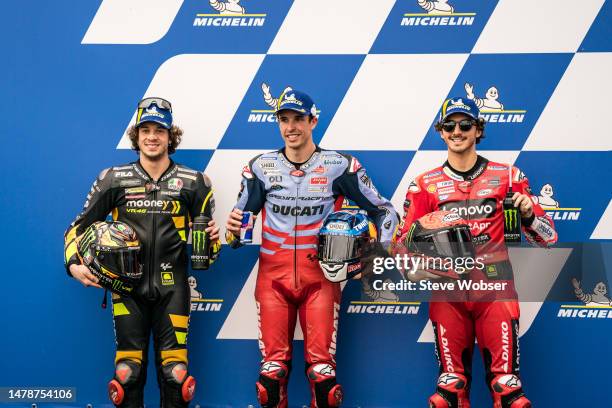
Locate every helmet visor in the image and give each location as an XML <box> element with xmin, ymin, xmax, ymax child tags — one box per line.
<box><xmin>413</xmin><ymin>226</ymin><xmax>474</xmax><ymax>259</ymax></box>
<box><xmin>138</xmin><ymin>97</ymin><xmax>172</xmax><ymax>112</ymax></box>
<box><xmin>318</xmin><ymin>235</ymin><xmax>365</xmax><ymax>263</ymax></box>
<box><xmin>98</xmin><ymin>247</ymin><xmax>142</xmax><ymax>281</ymax></box>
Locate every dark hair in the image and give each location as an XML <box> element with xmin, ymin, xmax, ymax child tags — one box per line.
<box><xmin>275</xmin><ymin>111</ymin><xmax>316</xmax><ymax>122</ymax></box>
<box><xmin>435</xmin><ymin>117</ymin><xmax>486</xmax><ymax>144</ymax></box>
<box><xmin>127</xmin><ymin>124</ymin><xmax>183</xmax><ymax>154</ymax></box>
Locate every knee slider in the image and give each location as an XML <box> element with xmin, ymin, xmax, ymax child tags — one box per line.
<box><xmin>490</xmin><ymin>375</ymin><xmax>531</xmax><ymax>408</ymax></box>
<box><xmin>429</xmin><ymin>372</ymin><xmax>470</xmax><ymax>408</ymax></box>
<box><xmin>109</xmin><ymin>360</ymin><xmax>142</xmax><ymax>406</ymax></box>
<box><xmin>256</xmin><ymin>361</ymin><xmax>290</xmax><ymax>408</ymax></box>
<box><xmin>307</xmin><ymin>363</ymin><xmax>343</xmax><ymax>408</ymax></box>
<box><xmin>161</xmin><ymin>362</ymin><xmax>196</xmax><ymax>402</ymax></box>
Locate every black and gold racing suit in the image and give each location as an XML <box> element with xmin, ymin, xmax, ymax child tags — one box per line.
<box><xmin>64</xmin><ymin>160</ymin><xmax>217</xmax><ymax>407</ymax></box>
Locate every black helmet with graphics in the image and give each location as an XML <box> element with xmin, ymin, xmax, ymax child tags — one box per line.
<box><xmin>76</xmin><ymin>221</ymin><xmax>142</xmax><ymax>295</ymax></box>
<box><xmin>403</xmin><ymin>210</ymin><xmax>476</xmax><ymax>280</ymax></box>
<box><xmin>405</xmin><ymin>210</ymin><xmax>475</xmax><ymax>259</ymax></box>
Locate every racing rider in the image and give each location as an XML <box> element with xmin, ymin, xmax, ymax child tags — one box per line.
<box><xmin>64</xmin><ymin>97</ymin><xmax>221</xmax><ymax>408</ymax></box>
<box><xmin>397</xmin><ymin>97</ymin><xmax>557</xmax><ymax>408</ymax></box>
<box><xmin>225</xmin><ymin>90</ymin><xmax>399</xmax><ymax>408</ymax></box>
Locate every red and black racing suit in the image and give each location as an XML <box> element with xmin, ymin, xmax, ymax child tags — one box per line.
<box><xmin>64</xmin><ymin>160</ymin><xmax>217</xmax><ymax>408</ymax></box>
<box><xmin>227</xmin><ymin>147</ymin><xmax>399</xmax><ymax>408</ymax></box>
<box><xmin>397</xmin><ymin>156</ymin><xmax>557</xmax><ymax>408</ymax></box>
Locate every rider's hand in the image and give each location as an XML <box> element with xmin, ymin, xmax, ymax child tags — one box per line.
<box><xmin>512</xmin><ymin>192</ymin><xmax>534</xmax><ymax>219</ymax></box>
<box><xmin>69</xmin><ymin>264</ymin><xmax>102</xmax><ymax>288</ymax></box>
<box><xmin>206</xmin><ymin>219</ymin><xmax>220</xmax><ymax>241</ymax></box>
<box><xmin>226</xmin><ymin>208</ymin><xmax>244</xmax><ymax>237</ymax></box>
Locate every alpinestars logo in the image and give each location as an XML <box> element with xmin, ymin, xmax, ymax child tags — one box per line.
<box><xmin>535</xmin><ymin>183</ymin><xmax>581</xmax><ymax>221</ymax></box>
<box><xmin>261</xmin><ymin>361</ymin><xmax>283</xmax><ymax>374</ymax></box>
<box><xmin>497</xmin><ymin>374</ymin><xmax>521</xmax><ymax>388</ymax></box>
<box><xmin>438</xmin><ymin>373</ymin><xmax>461</xmax><ymax>385</ymax></box>
<box><xmin>402</xmin><ymin>1</ymin><xmax>476</xmax><ymax>27</ymax></box>
<box><xmin>312</xmin><ymin>363</ymin><xmax>335</xmax><ymax>377</ymax></box>
<box><xmin>464</xmin><ymin>82</ymin><xmax>526</xmax><ymax>124</ymax></box>
<box><xmin>194</xmin><ymin>0</ymin><xmax>267</xmax><ymax>27</ymax></box>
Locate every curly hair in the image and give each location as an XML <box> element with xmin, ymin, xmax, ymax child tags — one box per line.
<box><xmin>127</xmin><ymin>125</ymin><xmax>183</xmax><ymax>155</ymax></box>
<box><xmin>435</xmin><ymin>117</ymin><xmax>486</xmax><ymax>144</ymax></box>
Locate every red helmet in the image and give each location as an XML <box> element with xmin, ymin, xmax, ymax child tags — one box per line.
<box><xmin>404</xmin><ymin>211</ymin><xmax>476</xmax><ymax>279</ymax></box>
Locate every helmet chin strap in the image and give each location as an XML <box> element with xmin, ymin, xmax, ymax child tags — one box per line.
<box><xmin>101</xmin><ymin>288</ymin><xmax>108</xmax><ymax>309</ymax></box>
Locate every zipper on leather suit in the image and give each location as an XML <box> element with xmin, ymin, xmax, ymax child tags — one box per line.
<box><xmin>293</xmin><ymin>178</ymin><xmax>299</xmax><ymax>290</ymax></box>
<box><xmin>148</xmin><ymin>184</ymin><xmax>158</xmax><ymax>298</ymax></box>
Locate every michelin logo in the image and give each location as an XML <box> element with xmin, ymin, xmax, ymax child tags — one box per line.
<box><xmin>143</xmin><ymin>106</ymin><xmax>166</xmax><ymax>119</ymax></box>
<box><xmin>280</xmin><ymin>92</ymin><xmax>301</xmax><ymax>106</ymax></box>
<box><xmin>446</xmin><ymin>98</ymin><xmax>472</xmax><ymax>114</ymax></box>
<box><xmin>247</xmin><ymin>83</ymin><xmax>292</xmax><ymax>123</ymax></box>
<box><xmin>536</xmin><ymin>183</ymin><xmax>559</xmax><ymax>207</ymax></box>
<box><xmin>557</xmin><ymin>279</ymin><xmax>612</xmax><ymax>319</ymax></box>
<box><xmin>402</xmin><ymin>1</ymin><xmax>475</xmax><ymax>26</ymax></box>
<box><xmin>535</xmin><ymin>183</ymin><xmax>581</xmax><ymax>221</ymax></box>
<box><xmin>419</xmin><ymin>0</ymin><xmax>454</xmax><ymax>14</ymax></box>
<box><xmin>189</xmin><ymin>276</ymin><xmax>202</xmax><ymax>298</ymax></box>
<box><xmin>346</xmin><ymin>301</ymin><xmax>420</xmax><ymax>315</ymax></box>
<box><xmin>194</xmin><ymin>0</ymin><xmax>266</xmax><ymax>27</ymax></box>
<box><xmin>464</xmin><ymin>82</ymin><xmax>526</xmax><ymax>123</ymax></box>
<box><xmin>347</xmin><ymin>279</ymin><xmax>419</xmax><ymax>315</ymax></box>
<box><xmin>248</xmin><ymin>83</ymin><xmax>320</xmax><ymax>123</ymax></box>
<box><xmin>210</xmin><ymin>0</ymin><xmax>245</xmax><ymax>14</ymax></box>
<box><xmin>189</xmin><ymin>276</ymin><xmax>223</xmax><ymax>312</ymax></box>
<box><xmin>572</xmin><ymin>279</ymin><xmax>612</xmax><ymax>306</ymax></box>
<box><xmin>465</xmin><ymin>83</ymin><xmax>503</xmax><ymax>111</ymax></box>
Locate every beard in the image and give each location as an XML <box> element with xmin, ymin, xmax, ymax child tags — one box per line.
<box><xmin>446</xmin><ymin>137</ymin><xmax>476</xmax><ymax>154</ymax></box>
<box><xmin>140</xmin><ymin>146</ymin><xmax>168</xmax><ymax>161</ymax></box>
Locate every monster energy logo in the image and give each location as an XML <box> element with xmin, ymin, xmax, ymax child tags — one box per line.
<box><xmin>504</xmin><ymin>208</ymin><xmax>519</xmax><ymax>230</ymax></box>
<box><xmin>78</xmin><ymin>226</ymin><xmax>98</xmax><ymax>258</ymax></box>
<box><xmin>406</xmin><ymin>223</ymin><xmax>417</xmax><ymax>247</ymax></box>
<box><xmin>503</xmin><ymin>207</ymin><xmax>521</xmax><ymax>242</ymax></box>
<box><xmin>193</xmin><ymin>230</ymin><xmax>208</xmax><ymax>254</ymax></box>
<box><xmin>112</xmin><ymin>279</ymin><xmax>133</xmax><ymax>293</ymax></box>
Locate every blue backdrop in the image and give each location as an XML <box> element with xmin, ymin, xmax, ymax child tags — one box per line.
<box><xmin>2</xmin><ymin>1</ymin><xmax>611</xmax><ymax>407</ymax></box>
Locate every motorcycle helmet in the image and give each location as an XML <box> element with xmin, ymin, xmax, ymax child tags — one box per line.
<box><xmin>318</xmin><ymin>210</ymin><xmax>376</xmax><ymax>282</ymax></box>
<box><xmin>76</xmin><ymin>221</ymin><xmax>142</xmax><ymax>295</ymax></box>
